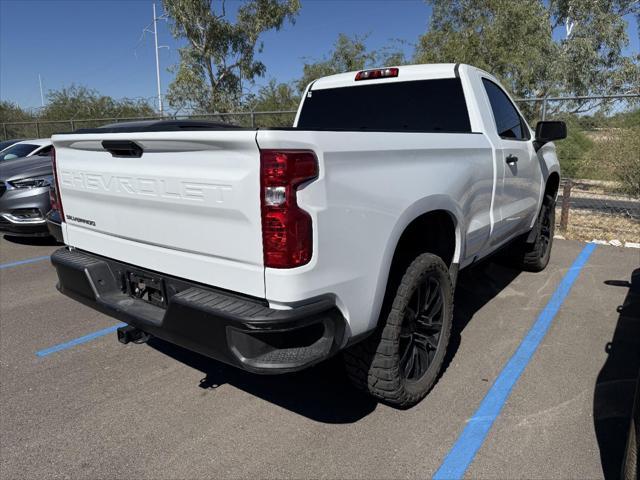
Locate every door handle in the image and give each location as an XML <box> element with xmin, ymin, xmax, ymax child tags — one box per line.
<box><xmin>506</xmin><ymin>154</ymin><xmax>518</xmax><ymax>165</ymax></box>
<box><xmin>102</xmin><ymin>140</ymin><xmax>143</xmax><ymax>158</ymax></box>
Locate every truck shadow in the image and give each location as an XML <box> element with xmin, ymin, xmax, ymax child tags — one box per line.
<box><xmin>148</xmin><ymin>259</ymin><xmax>521</xmax><ymax>424</ymax></box>
<box><xmin>594</xmin><ymin>268</ymin><xmax>640</xmax><ymax>479</ymax></box>
<box><xmin>150</xmin><ymin>339</ymin><xmax>377</xmax><ymax>423</ymax></box>
<box><xmin>2</xmin><ymin>234</ymin><xmax>60</xmax><ymax>246</ymax></box>
<box><xmin>443</xmin><ymin>259</ymin><xmax>521</xmax><ymax>376</ymax></box>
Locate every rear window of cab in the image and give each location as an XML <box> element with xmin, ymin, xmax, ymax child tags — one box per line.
<box><xmin>297</xmin><ymin>78</ymin><xmax>472</xmax><ymax>133</ymax></box>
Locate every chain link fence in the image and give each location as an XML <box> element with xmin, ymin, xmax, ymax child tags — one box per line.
<box><xmin>1</xmin><ymin>94</ymin><xmax>638</xmax><ymax>244</ymax></box>
<box><xmin>516</xmin><ymin>94</ymin><xmax>639</xmax><ymax>244</ymax></box>
<box><xmin>0</xmin><ymin>110</ymin><xmax>298</xmax><ymax>140</ymax></box>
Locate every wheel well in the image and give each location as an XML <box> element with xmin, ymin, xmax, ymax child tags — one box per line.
<box><xmin>380</xmin><ymin>211</ymin><xmax>456</xmax><ymax>317</ymax></box>
<box><xmin>392</xmin><ymin>211</ymin><xmax>456</xmax><ymax>270</ymax></box>
<box><xmin>545</xmin><ymin>172</ymin><xmax>560</xmax><ymax>199</ymax></box>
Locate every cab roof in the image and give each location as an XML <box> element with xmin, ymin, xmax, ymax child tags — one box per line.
<box><xmin>309</xmin><ymin>63</ymin><xmax>460</xmax><ymax>91</ymax></box>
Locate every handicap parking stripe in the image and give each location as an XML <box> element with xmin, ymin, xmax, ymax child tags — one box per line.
<box><xmin>433</xmin><ymin>242</ymin><xmax>597</xmax><ymax>479</ymax></box>
<box><xmin>0</xmin><ymin>255</ymin><xmax>51</xmax><ymax>270</ymax></box>
<box><xmin>36</xmin><ymin>323</ymin><xmax>127</xmax><ymax>357</ymax></box>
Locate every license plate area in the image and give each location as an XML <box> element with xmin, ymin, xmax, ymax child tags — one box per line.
<box><xmin>127</xmin><ymin>271</ymin><xmax>167</xmax><ymax>308</ymax></box>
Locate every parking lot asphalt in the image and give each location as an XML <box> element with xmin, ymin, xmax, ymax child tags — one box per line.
<box><xmin>1</xmin><ymin>236</ymin><xmax>638</xmax><ymax>479</ymax></box>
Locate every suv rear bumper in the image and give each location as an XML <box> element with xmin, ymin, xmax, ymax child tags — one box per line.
<box><xmin>51</xmin><ymin>248</ymin><xmax>346</xmax><ymax>373</ymax></box>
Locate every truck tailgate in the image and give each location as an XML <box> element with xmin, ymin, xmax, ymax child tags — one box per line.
<box><xmin>52</xmin><ymin>131</ymin><xmax>265</xmax><ymax>298</ymax></box>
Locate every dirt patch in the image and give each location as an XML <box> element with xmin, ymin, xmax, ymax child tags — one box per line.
<box><xmin>556</xmin><ymin>207</ymin><xmax>640</xmax><ymax>243</ymax></box>
<box><xmin>565</xmin><ymin>179</ymin><xmax>638</xmax><ymax>201</ymax></box>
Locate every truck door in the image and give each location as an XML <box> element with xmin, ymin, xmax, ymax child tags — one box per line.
<box><xmin>481</xmin><ymin>78</ymin><xmax>540</xmax><ymax>246</ymax></box>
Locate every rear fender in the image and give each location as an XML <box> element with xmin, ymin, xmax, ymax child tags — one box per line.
<box><xmin>368</xmin><ymin>195</ymin><xmax>463</xmax><ymax>330</ymax></box>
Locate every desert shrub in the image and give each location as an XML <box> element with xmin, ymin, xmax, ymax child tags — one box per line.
<box><xmin>584</xmin><ymin>126</ymin><xmax>640</xmax><ymax>197</ymax></box>
<box><xmin>555</xmin><ymin>117</ymin><xmax>593</xmax><ymax>178</ymax></box>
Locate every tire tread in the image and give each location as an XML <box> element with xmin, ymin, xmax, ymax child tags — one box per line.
<box><xmin>344</xmin><ymin>253</ymin><xmax>453</xmax><ymax>408</ymax></box>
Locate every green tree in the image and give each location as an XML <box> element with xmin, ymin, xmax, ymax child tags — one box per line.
<box><xmin>248</xmin><ymin>80</ymin><xmax>299</xmax><ymax>111</ymax></box>
<box><xmin>42</xmin><ymin>85</ymin><xmax>155</xmax><ymax>120</ymax></box>
<box><xmin>415</xmin><ymin>0</ymin><xmax>639</xmax><ymax>99</ymax></box>
<box><xmin>297</xmin><ymin>34</ymin><xmax>407</xmax><ymax>92</ymax></box>
<box><xmin>0</xmin><ymin>101</ymin><xmax>37</xmax><ymax>140</ymax></box>
<box><xmin>554</xmin><ymin>117</ymin><xmax>594</xmax><ymax>178</ymax></box>
<box><xmin>297</xmin><ymin>34</ymin><xmax>376</xmax><ymax>92</ymax></box>
<box><xmin>244</xmin><ymin>79</ymin><xmax>300</xmax><ymax>126</ymax></box>
<box><xmin>163</xmin><ymin>0</ymin><xmax>300</xmax><ymax>113</ymax></box>
<box><xmin>0</xmin><ymin>100</ymin><xmax>34</xmax><ymax>124</ymax></box>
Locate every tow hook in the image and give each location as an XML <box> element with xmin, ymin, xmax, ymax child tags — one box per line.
<box><xmin>117</xmin><ymin>325</ymin><xmax>150</xmax><ymax>345</ymax></box>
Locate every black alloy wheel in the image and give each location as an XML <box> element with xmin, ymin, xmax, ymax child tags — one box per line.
<box><xmin>399</xmin><ymin>276</ymin><xmax>444</xmax><ymax>382</ymax></box>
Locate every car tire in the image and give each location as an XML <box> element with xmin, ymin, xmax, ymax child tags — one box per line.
<box><xmin>517</xmin><ymin>194</ymin><xmax>555</xmax><ymax>272</ymax></box>
<box><xmin>343</xmin><ymin>253</ymin><xmax>453</xmax><ymax>408</ymax></box>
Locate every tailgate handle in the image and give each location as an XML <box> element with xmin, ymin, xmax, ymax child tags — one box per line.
<box><xmin>101</xmin><ymin>140</ymin><xmax>144</xmax><ymax>158</ymax></box>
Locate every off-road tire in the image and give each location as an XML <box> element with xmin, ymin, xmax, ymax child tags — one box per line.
<box><xmin>518</xmin><ymin>194</ymin><xmax>555</xmax><ymax>272</ymax></box>
<box><xmin>343</xmin><ymin>253</ymin><xmax>453</xmax><ymax>408</ymax></box>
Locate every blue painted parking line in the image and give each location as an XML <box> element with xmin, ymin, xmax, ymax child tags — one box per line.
<box><xmin>36</xmin><ymin>322</ymin><xmax>127</xmax><ymax>357</ymax></box>
<box><xmin>0</xmin><ymin>255</ymin><xmax>51</xmax><ymax>270</ymax></box>
<box><xmin>433</xmin><ymin>242</ymin><xmax>597</xmax><ymax>480</ymax></box>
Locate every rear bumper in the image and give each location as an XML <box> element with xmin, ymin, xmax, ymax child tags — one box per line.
<box><xmin>51</xmin><ymin>248</ymin><xmax>346</xmax><ymax>373</ymax></box>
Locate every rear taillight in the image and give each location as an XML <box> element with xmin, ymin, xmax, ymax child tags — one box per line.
<box><xmin>50</xmin><ymin>146</ymin><xmax>64</xmax><ymax>219</ymax></box>
<box><xmin>260</xmin><ymin>149</ymin><xmax>318</xmax><ymax>268</ymax></box>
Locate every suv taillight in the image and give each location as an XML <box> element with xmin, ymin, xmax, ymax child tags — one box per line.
<box><xmin>50</xmin><ymin>146</ymin><xmax>64</xmax><ymax>219</ymax></box>
<box><xmin>260</xmin><ymin>149</ymin><xmax>318</xmax><ymax>268</ymax></box>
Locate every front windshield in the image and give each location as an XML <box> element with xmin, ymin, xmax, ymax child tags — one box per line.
<box><xmin>0</xmin><ymin>140</ymin><xmax>19</xmax><ymax>152</ymax></box>
<box><xmin>0</xmin><ymin>144</ymin><xmax>40</xmax><ymax>162</ymax></box>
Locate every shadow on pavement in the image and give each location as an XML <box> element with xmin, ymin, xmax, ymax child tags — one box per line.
<box><xmin>2</xmin><ymin>234</ymin><xmax>59</xmax><ymax>246</ymax></box>
<box><xmin>595</xmin><ymin>268</ymin><xmax>640</xmax><ymax>479</ymax></box>
<box><xmin>148</xmin><ymin>259</ymin><xmax>521</xmax><ymax>424</ymax></box>
<box><xmin>443</xmin><ymin>260</ymin><xmax>521</xmax><ymax>374</ymax></box>
<box><xmin>149</xmin><ymin>338</ymin><xmax>378</xmax><ymax>423</ymax></box>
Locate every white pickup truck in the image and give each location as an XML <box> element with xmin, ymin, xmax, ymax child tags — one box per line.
<box><xmin>50</xmin><ymin>63</ymin><xmax>565</xmax><ymax>407</ymax></box>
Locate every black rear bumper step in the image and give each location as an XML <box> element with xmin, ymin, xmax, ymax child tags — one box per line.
<box><xmin>51</xmin><ymin>248</ymin><xmax>345</xmax><ymax>373</ymax></box>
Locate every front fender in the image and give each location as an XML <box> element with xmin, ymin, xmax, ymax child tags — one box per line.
<box><xmin>537</xmin><ymin>141</ymin><xmax>561</xmax><ymax>188</ymax></box>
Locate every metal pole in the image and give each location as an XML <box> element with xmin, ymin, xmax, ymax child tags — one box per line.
<box><xmin>70</xmin><ymin>120</ymin><xmax>75</xmax><ymax>132</ymax></box>
<box><xmin>541</xmin><ymin>96</ymin><xmax>547</xmax><ymax>121</ymax></box>
<box><xmin>560</xmin><ymin>180</ymin><xmax>572</xmax><ymax>233</ymax></box>
<box><xmin>251</xmin><ymin>112</ymin><xmax>256</xmax><ymax>128</ymax></box>
<box><xmin>35</xmin><ymin>121</ymin><xmax>40</xmax><ymax>138</ymax></box>
<box><xmin>2</xmin><ymin>123</ymin><xmax>7</xmax><ymax>141</ymax></box>
<box><xmin>153</xmin><ymin>4</ymin><xmax>163</xmax><ymax>115</ymax></box>
<box><xmin>38</xmin><ymin>74</ymin><xmax>45</xmax><ymax>107</ymax></box>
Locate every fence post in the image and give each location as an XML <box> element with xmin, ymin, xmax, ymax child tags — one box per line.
<box><xmin>35</xmin><ymin>121</ymin><xmax>40</xmax><ymax>138</ymax></box>
<box><xmin>2</xmin><ymin>123</ymin><xmax>7</xmax><ymax>141</ymax></box>
<box><xmin>559</xmin><ymin>180</ymin><xmax>572</xmax><ymax>233</ymax></box>
<box><xmin>70</xmin><ymin>120</ymin><xmax>75</xmax><ymax>132</ymax></box>
<box><xmin>250</xmin><ymin>112</ymin><xmax>256</xmax><ymax>128</ymax></box>
<box><xmin>541</xmin><ymin>96</ymin><xmax>548</xmax><ymax>121</ymax></box>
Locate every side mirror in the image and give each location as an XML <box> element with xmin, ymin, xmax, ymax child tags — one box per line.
<box><xmin>535</xmin><ymin>121</ymin><xmax>567</xmax><ymax>143</ymax></box>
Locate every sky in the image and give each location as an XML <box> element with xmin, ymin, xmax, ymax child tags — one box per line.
<box><xmin>0</xmin><ymin>0</ymin><xmax>638</xmax><ymax>111</ymax></box>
